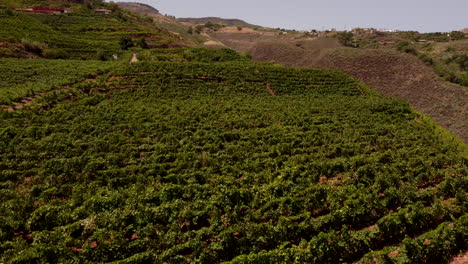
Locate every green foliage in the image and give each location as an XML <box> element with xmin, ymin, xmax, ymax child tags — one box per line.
<box><xmin>445</xmin><ymin>45</ymin><xmax>456</xmax><ymax>52</ymax></box>
<box><xmin>21</xmin><ymin>39</ymin><xmax>45</xmax><ymax>55</ymax></box>
<box><xmin>42</xmin><ymin>48</ymin><xmax>70</xmax><ymax>59</ymax></box>
<box><xmin>336</xmin><ymin>31</ymin><xmax>355</xmax><ymax>47</ymax></box>
<box><xmin>0</xmin><ymin>58</ymin><xmax>116</xmax><ymax>103</ymax></box>
<box><xmin>0</xmin><ymin>50</ymin><xmax>467</xmax><ymax>263</ymax></box>
<box><xmin>187</xmin><ymin>26</ymin><xmax>193</xmax><ymax>35</ymax></box>
<box><xmin>4</xmin><ymin>8</ymin><xmax>14</xmax><ymax>16</ymax></box>
<box><xmin>418</xmin><ymin>53</ymin><xmax>433</xmax><ymax>65</ymax></box>
<box><xmin>96</xmin><ymin>49</ymin><xmax>111</xmax><ymax>61</ymax></box>
<box><xmin>452</xmin><ymin>54</ymin><xmax>468</xmax><ymax>71</ymax></box>
<box><xmin>449</xmin><ymin>31</ymin><xmax>465</xmax><ymax>41</ymax></box>
<box><xmin>396</xmin><ymin>41</ymin><xmax>418</xmax><ymax>55</ymax></box>
<box><xmin>181</xmin><ymin>48</ymin><xmax>250</xmax><ymax>63</ymax></box>
<box><xmin>119</xmin><ymin>36</ymin><xmax>134</xmax><ymax>50</ymax></box>
<box><xmin>195</xmin><ymin>21</ymin><xmax>224</xmax><ymax>33</ymax></box>
<box><xmin>136</xmin><ymin>48</ymin><xmax>251</xmax><ymax>63</ymax></box>
<box><xmin>136</xmin><ymin>37</ymin><xmax>148</xmax><ymax>49</ymax></box>
<box><xmin>398</xmin><ymin>31</ymin><xmax>451</xmax><ymax>43</ymax></box>
<box><xmin>434</xmin><ymin>56</ymin><xmax>468</xmax><ymax>86</ymax></box>
<box><xmin>0</xmin><ymin>7</ymin><xmax>174</xmax><ymax>59</ymax></box>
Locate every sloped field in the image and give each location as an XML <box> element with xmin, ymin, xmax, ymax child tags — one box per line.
<box><xmin>209</xmin><ymin>33</ymin><xmax>468</xmax><ymax>143</ymax></box>
<box><xmin>0</xmin><ymin>59</ymin><xmax>467</xmax><ymax>263</ymax></box>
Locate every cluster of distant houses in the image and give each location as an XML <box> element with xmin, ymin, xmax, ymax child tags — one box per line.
<box><xmin>14</xmin><ymin>7</ymin><xmax>112</xmax><ymax>15</ymax></box>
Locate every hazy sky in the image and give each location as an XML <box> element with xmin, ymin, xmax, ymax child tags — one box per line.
<box><xmin>112</xmin><ymin>0</ymin><xmax>467</xmax><ymax>32</ymax></box>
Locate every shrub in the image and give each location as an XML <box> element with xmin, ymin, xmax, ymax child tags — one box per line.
<box><xmin>336</xmin><ymin>31</ymin><xmax>354</xmax><ymax>47</ymax></box>
<box><xmin>445</xmin><ymin>46</ymin><xmax>456</xmax><ymax>52</ymax></box>
<box><xmin>418</xmin><ymin>54</ymin><xmax>434</xmax><ymax>65</ymax></box>
<box><xmin>21</xmin><ymin>39</ymin><xmax>45</xmax><ymax>55</ymax></box>
<box><xmin>4</xmin><ymin>8</ymin><xmax>14</xmax><ymax>16</ymax></box>
<box><xmin>137</xmin><ymin>38</ymin><xmax>148</xmax><ymax>49</ymax></box>
<box><xmin>43</xmin><ymin>49</ymin><xmax>70</xmax><ymax>59</ymax></box>
<box><xmin>449</xmin><ymin>31</ymin><xmax>465</xmax><ymax>41</ymax></box>
<box><xmin>237</xmin><ymin>26</ymin><xmax>243</xmax><ymax>31</ymax></box>
<box><xmin>119</xmin><ymin>36</ymin><xmax>134</xmax><ymax>50</ymax></box>
<box><xmin>397</xmin><ymin>41</ymin><xmax>418</xmax><ymax>55</ymax></box>
<box><xmin>96</xmin><ymin>49</ymin><xmax>111</xmax><ymax>61</ymax></box>
<box><xmin>454</xmin><ymin>54</ymin><xmax>468</xmax><ymax>71</ymax></box>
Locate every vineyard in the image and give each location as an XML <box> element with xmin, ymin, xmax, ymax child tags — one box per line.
<box><xmin>0</xmin><ymin>4</ymin><xmax>180</xmax><ymax>59</ymax></box>
<box><xmin>0</xmin><ymin>55</ymin><xmax>467</xmax><ymax>263</ymax></box>
<box><xmin>0</xmin><ymin>58</ymin><xmax>119</xmax><ymax>105</ymax></box>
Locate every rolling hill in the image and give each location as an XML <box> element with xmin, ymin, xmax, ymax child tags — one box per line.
<box><xmin>208</xmin><ymin>31</ymin><xmax>468</xmax><ymax>143</ymax></box>
<box><xmin>0</xmin><ymin>0</ymin><xmax>186</xmax><ymax>59</ymax></box>
<box><xmin>115</xmin><ymin>2</ymin><xmax>160</xmax><ymax>15</ymax></box>
<box><xmin>178</xmin><ymin>17</ymin><xmax>260</xmax><ymax>28</ymax></box>
<box><xmin>116</xmin><ymin>2</ymin><xmax>207</xmax><ymax>46</ymax></box>
<box><xmin>1</xmin><ymin>49</ymin><xmax>467</xmax><ymax>263</ymax></box>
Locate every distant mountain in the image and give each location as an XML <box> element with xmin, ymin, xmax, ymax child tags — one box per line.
<box><xmin>177</xmin><ymin>17</ymin><xmax>259</xmax><ymax>28</ymax></box>
<box><xmin>462</xmin><ymin>28</ymin><xmax>468</xmax><ymax>33</ymax></box>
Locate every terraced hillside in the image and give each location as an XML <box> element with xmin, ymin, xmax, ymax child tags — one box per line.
<box><xmin>116</xmin><ymin>2</ymin><xmax>205</xmax><ymax>46</ymax></box>
<box><xmin>0</xmin><ymin>2</ymin><xmax>182</xmax><ymax>59</ymax></box>
<box><xmin>0</xmin><ymin>50</ymin><xmax>467</xmax><ymax>263</ymax></box>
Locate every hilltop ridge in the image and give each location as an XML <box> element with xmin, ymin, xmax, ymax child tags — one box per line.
<box><xmin>178</xmin><ymin>17</ymin><xmax>260</xmax><ymax>28</ymax></box>
<box><xmin>115</xmin><ymin>2</ymin><xmax>159</xmax><ymax>15</ymax></box>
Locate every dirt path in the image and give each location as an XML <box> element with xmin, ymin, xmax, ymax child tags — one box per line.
<box><xmin>130</xmin><ymin>53</ymin><xmax>138</xmax><ymax>63</ymax></box>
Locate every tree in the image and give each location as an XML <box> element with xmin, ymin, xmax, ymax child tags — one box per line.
<box><xmin>449</xmin><ymin>31</ymin><xmax>465</xmax><ymax>41</ymax></box>
<box><xmin>187</xmin><ymin>27</ymin><xmax>193</xmax><ymax>35</ymax></box>
<box><xmin>453</xmin><ymin>54</ymin><xmax>468</xmax><ymax>71</ymax></box>
<box><xmin>5</xmin><ymin>8</ymin><xmax>14</xmax><ymax>16</ymax></box>
<box><xmin>204</xmin><ymin>21</ymin><xmax>215</xmax><ymax>29</ymax></box>
<box><xmin>336</xmin><ymin>31</ymin><xmax>354</xmax><ymax>47</ymax></box>
<box><xmin>137</xmin><ymin>38</ymin><xmax>148</xmax><ymax>49</ymax></box>
<box><xmin>397</xmin><ymin>41</ymin><xmax>418</xmax><ymax>55</ymax></box>
<box><xmin>119</xmin><ymin>36</ymin><xmax>133</xmax><ymax>50</ymax></box>
<box><xmin>96</xmin><ymin>49</ymin><xmax>110</xmax><ymax>61</ymax></box>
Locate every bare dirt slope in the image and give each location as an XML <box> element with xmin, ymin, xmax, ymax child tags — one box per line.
<box><xmin>210</xmin><ymin>32</ymin><xmax>468</xmax><ymax>142</ymax></box>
